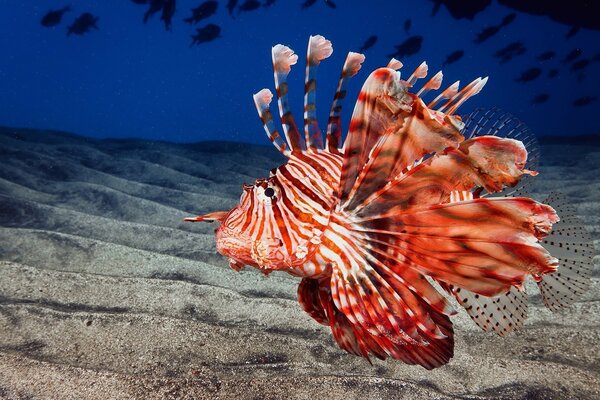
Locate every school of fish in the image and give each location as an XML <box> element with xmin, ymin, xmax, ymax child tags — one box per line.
<box><xmin>185</xmin><ymin>35</ymin><xmax>594</xmax><ymax>369</ymax></box>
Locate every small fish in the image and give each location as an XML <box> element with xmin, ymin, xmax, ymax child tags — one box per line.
<box><xmin>131</xmin><ymin>0</ymin><xmax>148</xmax><ymax>4</ymax></box>
<box><xmin>404</xmin><ymin>18</ymin><xmax>412</xmax><ymax>34</ymax></box>
<box><xmin>494</xmin><ymin>41</ymin><xmax>526</xmax><ymax>64</ymax></box>
<box><xmin>474</xmin><ymin>25</ymin><xmax>501</xmax><ymax>44</ymax></box>
<box><xmin>186</xmin><ymin>35</ymin><xmax>592</xmax><ymax>369</ymax></box>
<box><xmin>144</xmin><ymin>0</ymin><xmax>165</xmax><ymax>23</ymax></box>
<box><xmin>41</xmin><ymin>5</ymin><xmax>71</xmax><ymax>27</ymax></box>
<box><xmin>565</xmin><ymin>26</ymin><xmax>580</xmax><ymax>39</ymax></box>
<box><xmin>442</xmin><ymin>50</ymin><xmax>464</xmax><ymax>66</ymax></box>
<box><xmin>183</xmin><ymin>1</ymin><xmax>218</xmax><ymax>24</ymax></box>
<box><xmin>430</xmin><ymin>0</ymin><xmax>491</xmax><ymax>20</ymax></box>
<box><xmin>239</xmin><ymin>0</ymin><xmax>261</xmax><ymax>12</ymax></box>
<box><xmin>263</xmin><ymin>0</ymin><xmax>276</xmax><ymax>7</ymax></box>
<box><xmin>573</xmin><ymin>96</ymin><xmax>597</xmax><ymax>107</ymax></box>
<box><xmin>190</xmin><ymin>23</ymin><xmax>220</xmax><ymax>46</ymax></box>
<box><xmin>536</xmin><ymin>51</ymin><xmax>555</xmax><ymax>62</ymax></box>
<box><xmin>161</xmin><ymin>0</ymin><xmax>176</xmax><ymax>30</ymax></box>
<box><xmin>547</xmin><ymin>68</ymin><xmax>559</xmax><ymax>79</ymax></box>
<box><xmin>227</xmin><ymin>0</ymin><xmax>238</xmax><ymax>16</ymax></box>
<box><xmin>570</xmin><ymin>59</ymin><xmax>590</xmax><ymax>72</ymax></box>
<box><xmin>388</xmin><ymin>35</ymin><xmax>423</xmax><ymax>59</ymax></box>
<box><xmin>324</xmin><ymin>0</ymin><xmax>337</xmax><ymax>9</ymax></box>
<box><xmin>500</xmin><ymin>12</ymin><xmax>516</xmax><ymax>27</ymax></box>
<box><xmin>358</xmin><ymin>35</ymin><xmax>377</xmax><ymax>53</ymax></box>
<box><xmin>301</xmin><ymin>0</ymin><xmax>317</xmax><ymax>9</ymax></box>
<box><xmin>67</xmin><ymin>12</ymin><xmax>98</xmax><ymax>36</ymax></box>
<box><xmin>515</xmin><ymin>67</ymin><xmax>542</xmax><ymax>83</ymax></box>
<box><xmin>531</xmin><ymin>93</ymin><xmax>550</xmax><ymax>104</ymax></box>
<box><xmin>563</xmin><ymin>48</ymin><xmax>582</xmax><ymax>63</ymax></box>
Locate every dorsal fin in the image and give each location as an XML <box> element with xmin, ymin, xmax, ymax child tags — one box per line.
<box><xmin>304</xmin><ymin>35</ymin><xmax>333</xmax><ymax>151</ymax></box>
<box><xmin>253</xmin><ymin>88</ymin><xmax>290</xmax><ymax>156</ymax></box>
<box><xmin>406</xmin><ymin>61</ymin><xmax>428</xmax><ymax>87</ymax></box>
<box><xmin>427</xmin><ymin>80</ymin><xmax>460</xmax><ymax>109</ymax></box>
<box><xmin>416</xmin><ymin>70</ymin><xmax>443</xmax><ymax>97</ymax></box>
<box><xmin>325</xmin><ymin>51</ymin><xmax>365</xmax><ymax>154</ymax></box>
<box><xmin>272</xmin><ymin>44</ymin><xmax>304</xmax><ymax>152</ymax></box>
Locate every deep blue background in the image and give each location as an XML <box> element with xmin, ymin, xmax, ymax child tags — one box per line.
<box><xmin>1</xmin><ymin>0</ymin><xmax>599</xmax><ymax>144</ymax></box>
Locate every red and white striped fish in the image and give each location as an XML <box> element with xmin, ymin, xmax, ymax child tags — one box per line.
<box><xmin>186</xmin><ymin>35</ymin><xmax>594</xmax><ymax>369</ymax></box>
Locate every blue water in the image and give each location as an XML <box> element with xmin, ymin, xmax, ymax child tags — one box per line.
<box><xmin>0</xmin><ymin>0</ymin><xmax>599</xmax><ymax>143</ymax></box>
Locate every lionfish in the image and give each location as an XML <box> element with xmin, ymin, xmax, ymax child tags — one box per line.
<box><xmin>186</xmin><ymin>35</ymin><xmax>594</xmax><ymax>369</ymax></box>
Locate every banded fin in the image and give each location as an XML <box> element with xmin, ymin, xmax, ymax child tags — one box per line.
<box><xmin>272</xmin><ymin>44</ymin><xmax>304</xmax><ymax>152</ymax></box>
<box><xmin>462</xmin><ymin>108</ymin><xmax>540</xmax><ymax>197</ymax></box>
<box><xmin>326</xmin><ymin>51</ymin><xmax>365</xmax><ymax>153</ymax></box>
<box><xmin>416</xmin><ymin>71</ymin><xmax>443</xmax><ymax>97</ymax></box>
<box><xmin>304</xmin><ymin>35</ymin><xmax>333</xmax><ymax>151</ymax></box>
<box><xmin>427</xmin><ymin>80</ymin><xmax>460</xmax><ymax>109</ymax></box>
<box><xmin>339</xmin><ymin>67</ymin><xmax>464</xmax><ymax>210</ymax></box>
<box><xmin>406</xmin><ymin>61</ymin><xmax>428</xmax><ymax>87</ymax></box>
<box><xmin>537</xmin><ymin>192</ymin><xmax>594</xmax><ymax>311</ymax></box>
<box><xmin>386</xmin><ymin>58</ymin><xmax>403</xmax><ymax>70</ymax></box>
<box><xmin>438</xmin><ymin>77</ymin><xmax>488</xmax><ymax>115</ymax></box>
<box><xmin>253</xmin><ymin>89</ymin><xmax>290</xmax><ymax>156</ymax></box>
<box><xmin>450</xmin><ymin>285</ymin><xmax>528</xmax><ymax>336</ymax></box>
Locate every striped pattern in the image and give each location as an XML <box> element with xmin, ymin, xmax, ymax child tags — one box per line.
<box><xmin>198</xmin><ymin>35</ymin><xmax>594</xmax><ymax>369</ymax></box>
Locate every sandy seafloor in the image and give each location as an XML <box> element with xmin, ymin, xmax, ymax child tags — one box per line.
<box><xmin>0</xmin><ymin>127</ymin><xmax>598</xmax><ymax>400</ymax></box>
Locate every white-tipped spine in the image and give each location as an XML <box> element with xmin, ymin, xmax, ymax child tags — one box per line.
<box><xmin>272</xmin><ymin>44</ymin><xmax>298</xmax><ymax>74</ymax></box>
<box><xmin>406</xmin><ymin>61</ymin><xmax>428</xmax><ymax>87</ymax></box>
<box><xmin>417</xmin><ymin>70</ymin><xmax>443</xmax><ymax>97</ymax></box>
<box><xmin>387</xmin><ymin>58</ymin><xmax>403</xmax><ymax>70</ymax></box>
<box><xmin>307</xmin><ymin>35</ymin><xmax>333</xmax><ymax>64</ymax></box>
<box><xmin>343</xmin><ymin>52</ymin><xmax>366</xmax><ymax>76</ymax></box>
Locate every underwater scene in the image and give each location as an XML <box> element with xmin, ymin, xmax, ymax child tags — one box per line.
<box><xmin>0</xmin><ymin>1</ymin><xmax>599</xmax><ymax>399</ymax></box>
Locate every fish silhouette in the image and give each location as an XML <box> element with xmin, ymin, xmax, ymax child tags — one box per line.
<box><xmin>570</xmin><ymin>59</ymin><xmax>590</xmax><ymax>72</ymax></box>
<box><xmin>563</xmin><ymin>48</ymin><xmax>582</xmax><ymax>63</ymax></box>
<box><xmin>474</xmin><ymin>25</ymin><xmax>501</xmax><ymax>44</ymax></box>
<box><xmin>404</xmin><ymin>18</ymin><xmax>412</xmax><ymax>34</ymax></box>
<box><xmin>239</xmin><ymin>0</ymin><xmax>261</xmax><ymax>12</ymax></box>
<box><xmin>565</xmin><ymin>26</ymin><xmax>580</xmax><ymax>39</ymax></box>
<box><xmin>227</xmin><ymin>0</ymin><xmax>238</xmax><ymax>16</ymax></box>
<box><xmin>531</xmin><ymin>93</ymin><xmax>550</xmax><ymax>104</ymax></box>
<box><xmin>263</xmin><ymin>0</ymin><xmax>277</xmax><ymax>7</ymax></box>
<box><xmin>190</xmin><ymin>23</ymin><xmax>221</xmax><ymax>46</ymax></box>
<box><xmin>494</xmin><ymin>41</ymin><xmax>526</xmax><ymax>64</ymax></box>
<box><xmin>183</xmin><ymin>1</ymin><xmax>218</xmax><ymax>24</ymax></box>
<box><xmin>41</xmin><ymin>6</ymin><xmax>71</xmax><ymax>27</ymax></box>
<box><xmin>430</xmin><ymin>0</ymin><xmax>491</xmax><ymax>20</ymax></box>
<box><xmin>67</xmin><ymin>12</ymin><xmax>98</xmax><ymax>36</ymax></box>
<box><xmin>573</xmin><ymin>96</ymin><xmax>597</xmax><ymax>107</ymax></box>
<box><xmin>515</xmin><ymin>68</ymin><xmax>542</xmax><ymax>83</ymax></box>
<box><xmin>161</xmin><ymin>0</ymin><xmax>176</xmax><ymax>30</ymax></box>
<box><xmin>301</xmin><ymin>0</ymin><xmax>317</xmax><ymax>9</ymax></box>
<box><xmin>324</xmin><ymin>0</ymin><xmax>337</xmax><ymax>9</ymax></box>
<box><xmin>536</xmin><ymin>51</ymin><xmax>555</xmax><ymax>62</ymax></box>
<box><xmin>388</xmin><ymin>35</ymin><xmax>423</xmax><ymax>59</ymax></box>
<box><xmin>358</xmin><ymin>35</ymin><xmax>378</xmax><ymax>53</ymax></box>
<box><xmin>143</xmin><ymin>0</ymin><xmax>165</xmax><ymax>23</ymax></box>
<box><xmin>443</xmin><ymin>50</ymin><xmax>464</xmax><ymax>66</ymax></box>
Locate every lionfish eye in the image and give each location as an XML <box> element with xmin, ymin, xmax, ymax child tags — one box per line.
<box><xmin>264</xmin><ymin>187</ymin><xmax>275</xmax><ymax>197</ymax></box>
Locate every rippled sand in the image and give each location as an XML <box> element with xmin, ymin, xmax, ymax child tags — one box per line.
<box><xmin>0</xmin><ymin>127</ymin><xmax>598</xmax><ymax>399</ymax></box>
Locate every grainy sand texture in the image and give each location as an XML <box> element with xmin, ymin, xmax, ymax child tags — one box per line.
<box><xmin>0</xmin><ymin>127</ymin><xmax>599</xmax><ymax>399</ymax></box>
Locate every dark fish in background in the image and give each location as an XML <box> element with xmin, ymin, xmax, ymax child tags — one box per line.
<box><xmin>430</xmin><ymin>0</ymin><xmax>491</xmax><ymax>20</ymax></box>
<box><xmin>563</xmin><ymin>48</ymin><xmax>582</xmax><ymax>63</ymax></box>
<box><xmin>67</xmin><ymin>12</ymin><xmax>98</xmax><ymax>36</ymax></box>
<box><xmin>547</xmin><ymin>68</ymin><xmax>559</xmax><ymax>78</ymax></box>
<box><xmin>498</xmin><ymin>0</ymin><xmax>600</xmax><ymax>30</ymax></box>
<box><xmin>263</xmin><ymin>0</ymin><xmax>276</xmax><ymax>7</ymax></box>
<box><xmin>494</xmin><ymin>41</ymin><xmax>526</xmax><ymax>63</ymax></box>
<box><xmin>570</xmin><ymin>59</ymin><xmax>590</xmax><ymax>72</ymax></box>
<box><xmin>239</xmin><ymin>0</ymin><xmax>261</xmax><ymax>12</ymax></box>
<box><xmin>515</xmin><ymin>67</ymin><xmax>542</xmax><ymax>83</ymax></box>
<box><xmin>131</xmin><ymin>0</ymin><xmax>148</xmax><ymax>4</ymax></box>
<box><xmin>324</xmin><ymin>0</ymin><xmax>337</xmax><ymax>9</ymax></box>
<box><xmin>536</xmin><ymin>51</ymin><xmax>555</xmax><ymax>61</ymax></box>
<box><xmin>301</xmin><ymin>0</ymin><xmax>317</xmax><ymax>9</ymax></box>
<box><xmin>531</xmin><ymin>93</ymin><xmax>550</xmax><ymax>104</ymax></box>
<box><xmin>573</xmin><ymin>96</ymin><xmax>597</xmax><ymax>107</ymax></box>
<box><xmin>41</xmin><ymin>5</ymin><xmax>71</xmax><ymax>27</ymax></box>
<box><xmin>358</xmin><ymin>35</ymin><xmax>377</xmax><ymax>53</ymax></box>
<box><xmin>161</xmin><ymin>0</ymin><xmax>176</xmax><ymax>30</ymax></box>
<box><xmin>144</xmin><ymin>0</ymin><xmax>165</xmax><ymax>23</ymax></box>
<box><xmin>565</xmin><ymin>26</ymin><xmax>580</xmax><ymax>39</ymax></box>
<box><xmin>404</xmin><ymin>18</ymin><xmax>412</xmax><ymax>33</ymax></box>
<box><xmin>474</xmin><ymin>25</ymin><xmax>501</xmax><ymax>44</ymax></box>
<box><xmin>442</xmin><ymin>49</ymin><xmax>464</xmax><ymax>66</ymax></box>
<box><xmin>190</xmin><ymin>23</ymin><xmax>221</xmax><ymax>46</ymax></box>
<box><xmin>227</xmin><ymin>0</ymin><xmax>238</xmax><ymax>16</ymax></box>
<box><xmin>184</xmin><ymin>1</ymin><xmax>218</xmax><ymax>24</ymax></box>
<box><xmin>500</xmin><ymin>13</ymin><xmax>517</xmax><ymax>27</ymax></box>
<box><xmin>387</xmin><ymin>35</ymin><xmax>423</xmax><ymax>59</ymax></box>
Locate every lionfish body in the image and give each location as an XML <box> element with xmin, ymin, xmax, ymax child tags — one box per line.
<box><xmin>187</xmin><ymin>36</ymin><xmax>594</xmax><ymax>369</ymax></box>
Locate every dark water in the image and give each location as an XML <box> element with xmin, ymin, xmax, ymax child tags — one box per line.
<box><xmin>0</xmin><ymin>0</ymin><xmax>599</xmax><ymax>143</ymax></box>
